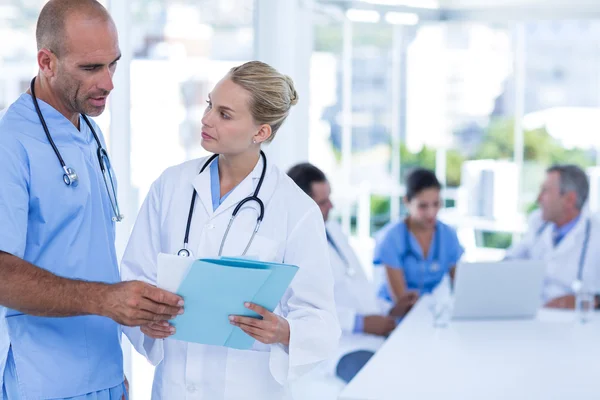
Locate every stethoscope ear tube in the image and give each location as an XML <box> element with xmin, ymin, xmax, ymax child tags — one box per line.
<box><xmin>31</xmin><ymin>77</ymin><xmax>69</xmax><ymax>172</ymax></box>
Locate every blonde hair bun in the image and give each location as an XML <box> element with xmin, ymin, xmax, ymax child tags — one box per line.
<box><xmin>284</xmin><ymin>75</ymin><xmax>299</xmax><ymax>107</ymax></box>
<box><xmin>228</xmin><ymin>61</ymin><xmax>299</xmax><ymax>143</ymax></box>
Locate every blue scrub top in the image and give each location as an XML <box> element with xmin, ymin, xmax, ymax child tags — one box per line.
<box><xmin>373</xmin><ymin>219</ymin><xmax>464</xmax><ymax>300</ymax></box>
<box><xmin>0</xmin><ymin>94</ymin><xmax>123</xmax><ymax>399</ymax></box>
<box><xmin>210</xmin><ymin>157</ymin><xmax>234</xmax><ymax>211</ymax></box>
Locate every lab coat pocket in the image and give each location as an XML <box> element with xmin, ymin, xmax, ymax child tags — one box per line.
<box><xmin>245</xmin><ymin>235</ymin><xmax>280</xmax><ymax>263</ymax></box>
<box><xmin>224</xmin><ymin>348</ymin><xmax>285</xmax><ymax>399</ymax></box>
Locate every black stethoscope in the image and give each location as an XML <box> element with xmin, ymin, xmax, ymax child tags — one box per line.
<box><xmin>535</xmin><ymin>218</ymin><xmax>591</xmax><ymax>291</ymax></box>
<box><xmin>403</xmin><ymin>221</ymin><xmax>441</xmax><ymax>292</ymax></box>
<box><xmin>326</xmin><ymin>229</ymin><xmax>355</xmax><ymax>277</ymax></box>
<box><xmin>30</xmin><ymin>77</ymin><xmax>123</xmax><ymax>222</ymax></box>
<box><xmin>403</xmin><ymin>222</ymin><xmax>441</xmax><ymax>267</ymax></box>
<box><xmin>177</xmin><ymin>151</ymin><xmax>267</xmax><ymax>258</ymax></box>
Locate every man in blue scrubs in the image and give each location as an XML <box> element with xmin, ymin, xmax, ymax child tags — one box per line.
<box><xmin>0</xmin><ymin>1</ymin><xmax>184</xmax><ymax>399</ymax></box>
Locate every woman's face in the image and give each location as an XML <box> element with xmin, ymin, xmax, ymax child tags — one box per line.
<box><xmin>405</xmin><ymin>188</ymin><xmax>441</xmax><ymax>229</ymax></box>
<box><xmin>200</xmin><ymin>77</ymin><xmax>263</xmax><ymax>155</ymax></box>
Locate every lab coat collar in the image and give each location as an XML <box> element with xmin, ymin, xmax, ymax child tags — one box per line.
<box><xmin>544</xmin><ymin>211</ymin><xmax>588</xmax><ymax>256</ymax></box>
<box><xmin>191</xmin><ymin>156</ymin><xmax>216</xmax><ymax>217</ymax></box>
<box><xmin>191</xmin><ymin>153</ymin><xmax>273</xmax><ymax>220</ymax></box>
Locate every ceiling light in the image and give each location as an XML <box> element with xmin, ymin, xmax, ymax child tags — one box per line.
<box><xmin>361</xmin><ymin>0</ymin><xmax>439</xmax><ymax>9</ymax></box>
<box><xmin>385</xmin><ymin>11</ymin><xmax>419</xmax><ymax>25</ymax></box>
<box><xmin>346</xmin><ymin>8</ymin><xmax>381</xmax><ymax>23</ymax></box>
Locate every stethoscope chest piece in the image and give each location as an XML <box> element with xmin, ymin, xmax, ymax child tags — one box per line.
<box><xmin>63</xmin><ymin>167</ymin><xmax>79</xmax><ymax>187</ymax></box>
<box><xmin>177</xmin><ymin>248</ymin><xmax>191</xmax><ymax>258</ymax></box>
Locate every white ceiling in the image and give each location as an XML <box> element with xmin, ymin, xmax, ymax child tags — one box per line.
<box><xmin>319</xmin><ymin>0</ymin><xmax>600</xmax><ymax>21</ymax></box>
<box><xmin>440</xmin><ymin>0</ymin><xmax>599</xmax><ymax>8</ymax></box>
<box><xmin>344</xmin><ymin>0</ymin><xmax>600</xmax><ymax>8</ymax></box>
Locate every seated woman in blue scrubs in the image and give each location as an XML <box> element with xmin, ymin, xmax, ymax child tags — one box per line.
<box><xmin>374</xmin><ymin>168</ymin><xmax>464</xmax><ymax>301</ymax></box>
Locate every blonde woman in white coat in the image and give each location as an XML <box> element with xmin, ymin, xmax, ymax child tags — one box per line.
<box><xmin>121</xmin><ymin>61</ymin><xmax>340</xmax><ymax>400</ymax></box>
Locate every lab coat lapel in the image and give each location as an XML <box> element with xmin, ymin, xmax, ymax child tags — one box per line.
<box><xmin>530</xmin><ymin>226</ymin><xmax>554</xmax><ymax>263</ymax></box>
<box><xmin>191</xmin><ymin>161</ymin><xmax>214</xmax><ymax>217</ymax></box>
<box><xmin>212</xmin><ymin>175</ymin><xmax>255</xmax><ymax>220</ymax></box>
<box><xmin>543</xmin><ymin>216</ymin><xmax>588</xmax><ymax>294</ymax></box>
<box><xmin>553</xmin><ymin>216</ymin><xmax>586</xmax><ymax>258</ymax></box>
<box><xmin>328</xmin><ymin>225</ymin><xmax>367</xmax><ymax>281</ymax></box>
<box><xmin>211</xmin><ymin>156</ymin><xmax>266</xmax><ymax>220</ymax></box>
<box><xmin>210</xmin><ymin>157</ymin><xmax>278</xmax><ymax>257</ymax></box>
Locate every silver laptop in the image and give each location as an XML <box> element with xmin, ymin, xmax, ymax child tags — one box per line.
<box><xmin>452</xmin><ymin>260</ymin><xmax>545</xmax><ymax>320</ymax></box>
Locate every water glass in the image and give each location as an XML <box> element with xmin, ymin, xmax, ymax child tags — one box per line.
<box><xmin>432</xmin><ymin>298</ymin><xmax>452</xmax><ymax>328</ymax></box>
<box><xmin>576</xmin><ymin>291</ymin><xmax>594</xmax><ymax>324</ymax></box>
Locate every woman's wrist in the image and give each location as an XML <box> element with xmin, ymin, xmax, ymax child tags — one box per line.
<box><xmin>278</xmin><ymin>316</ymin><xmax>290</xmax><ymax>346</ymax></box>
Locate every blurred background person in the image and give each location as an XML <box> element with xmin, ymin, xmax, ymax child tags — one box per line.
<box><xmin>288</xmin><ymin>162</ymin><xmax>417</xmax><ymax>383</ymax></box>
<box><xmin>373</xmin><ymin>168</ymin><xmax>464</xmax><ymax>302</ymax></box>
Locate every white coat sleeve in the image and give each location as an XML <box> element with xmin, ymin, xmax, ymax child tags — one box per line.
<box><xmin>377</xmin><ymin>298</ymin><xmax>393</xmax><ymax>316</ymax></box>
<box><xmin>336</xmin><ymin>305</ymin><xmax>358</xmax><ymax>334</ymax></box>
<box><xmin>504</xmin><ymin>210</ymin><xmax>544</xmax><ymax>260</ymax></box>
<box><xmin>269</xmin><ymin>207</ymin><xmax>341</xmax><ymax>384</ymax></box>
<box><xmin>120</xmin><ymin>179</ymin><xmax>165</xmax><ymax>366</ymax></box>
<box><xmin>504</xmin><ymin>233</ymin><xmax>533</xmax><ymax>260</ymax></box>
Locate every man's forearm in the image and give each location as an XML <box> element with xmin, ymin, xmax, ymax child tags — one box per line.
<box><xmin>0</xmin><ymin>251</ymin><xmax>108</xmax><ymax>317</ymax></box>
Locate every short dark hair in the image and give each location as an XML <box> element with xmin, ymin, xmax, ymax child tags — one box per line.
<box><xmin>36</xmin><ymin>0</ymin><xmax>111</xmax><ymax>57</ymax></box>
<box><xmin>405</xmin><ymin>168</ymin><xmax>441</xmax><ymax>201</ymax></box>
<box><xmin>287</xmin><ymin>163</ymin><xmax>327</xmax><ymax>196</ymax></box>
<box><xmin>546</xmin><ymin>164</ymin><xmax>589</xmax><ymax>210</ymax></box>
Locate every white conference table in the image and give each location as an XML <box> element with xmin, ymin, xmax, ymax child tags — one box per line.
<box><xmin>339</xmin><ymin>297</ymin><xmax>600</xmax><ymax>400</ymax></box>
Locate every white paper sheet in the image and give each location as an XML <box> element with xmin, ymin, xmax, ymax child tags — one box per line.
<box><xmin>157</xmin><ymin>252</ymin><xmax>195</xmax><ymax>293</ymax></box>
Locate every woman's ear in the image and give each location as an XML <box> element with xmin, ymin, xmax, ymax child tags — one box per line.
<box><xmin>253</xmin><ymin>124</ymin><xmax>272</xmax><ymax>144</ymax></box>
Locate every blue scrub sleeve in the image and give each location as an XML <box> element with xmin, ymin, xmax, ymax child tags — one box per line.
<box><xmin>353</xmin><ymin>314</ymin><xmax>364</xmax><ymax>333</ymax></box>
<box><xmin>373</xmin><ymin>225</ymin><xmax>404</xmax><ymax>269</ymax></box>
<box><xmin>0</xmin><ymin>140</ymin><xmax>29</xmax><ymax>258</ymax></box>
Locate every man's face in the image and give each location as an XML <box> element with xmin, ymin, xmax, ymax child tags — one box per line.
<box><xmin>537</xmin><ymin>171</ymin><xmax>569</xmax><ymax>223</ymax></box>
<box><xmin>310</xmin><ymin>181</ymin><xmax>333</xmax><ymax>222</ymax></box>
<box><xmin>52</xmin><ymin>14</ymin><xmax>121</xmax><ymax>117</ymax></box>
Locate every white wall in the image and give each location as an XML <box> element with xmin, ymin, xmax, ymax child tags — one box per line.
<box><xmin>255</xmin><ymin>0</ymin><xmax>314</xmax><ymax>172</ymax></box>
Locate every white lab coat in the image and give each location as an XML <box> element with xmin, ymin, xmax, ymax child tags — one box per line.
<box><xmin>505</xmin><ymin>208</ymin><xmax>600</xmax><ymax>302</ymax></box>
<box><xmin>325</xmin><ymin>221</ymin><xmax>390</xmax><ymax>371</ymax></box>
<box><xmin>121</xmin><ymin>156</ymin><xmax>340</xmax><ymax>400</ymax></box>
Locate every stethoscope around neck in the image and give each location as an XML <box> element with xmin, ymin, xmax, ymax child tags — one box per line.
<box><xmin>535</xmin><ymin>218</ymin><xmax>591</xmax><ymax>292</ymax></box>
<box><xmin>177</xmin><ymin>151</ymin><xmax>267</xmax><ymax>258</ymax></box>
<box><xmin>29</xmin><ymin>77</ymin><xmax>123</xmax><ymax>222</ymax></box>
<box><xmin>403</xmin><ymin>219</ymin><xmax>441</xmax><ymax>292</ymax></box>
<box><xmin>326</xmin><ymin>229</ymin><xmax>356</xmax><ymax>277</ymax></box>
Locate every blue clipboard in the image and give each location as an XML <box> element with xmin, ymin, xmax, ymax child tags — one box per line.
<box><xmin>171</xmin><ymin>257</ymin><xmax>298</xmax><ymax>349</ymax></box>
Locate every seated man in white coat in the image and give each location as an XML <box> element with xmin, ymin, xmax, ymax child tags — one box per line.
<box><xmin>288</xmin><ymin>163</ymin><xmax>417</xmax><ymax>383</ymax></box>
<box><xmin>506</xmin><ymin>164</ymin><xmax>600</xmax><ymax>309</ymax></box>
